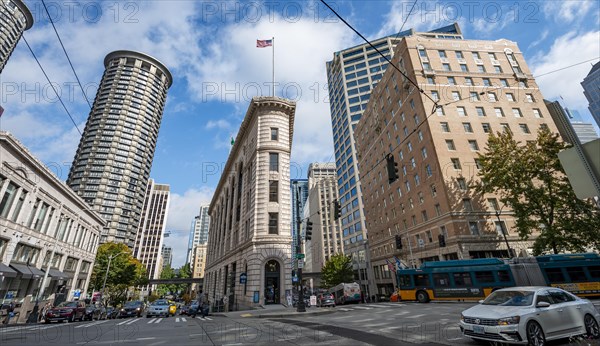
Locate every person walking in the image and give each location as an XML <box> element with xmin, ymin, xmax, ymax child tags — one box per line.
<box><xmin>200</xmin><ymin>294</ymin><xmax>209</xmax><ymax>318</ymax></box>
<box><xmin>191</xmin><ymin>293</ymin><xmax>204</xmax><ymax>319</ymax></box>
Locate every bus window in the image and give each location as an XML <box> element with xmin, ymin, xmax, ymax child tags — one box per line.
<box><xmin>544</xmin><ymin>268</ymin><xmax>565</xmax><ymax>283</ymax></box>
<box><xmin>566</xmin><ymin>267</ymin><xmax>587</xmax><ymax>282</ymax></box>
<box><xmin>433</xmin><ymin>273</ymin><xmax>450</xmax><ymax>287</ymax></box>
<box><xmin>414</xmin><ymin>274</ymin><xmax>430</xmax><ymax>286</ymax></box>
<box><xmin>399</xmin><ymin>275</ymin><xmax>412</xmax><ymax>288</ymax></box>
<box><xmin>453</xmin><ymin>272</ymin><xmax>472</xmax><ymax>287</ymax></box>
<box><xmin>474</xmin><ymin>271</ymin><xmax>494</xmax><ymax>283</ymax></box>
<box><xmin>497</xmin><ymin>270</ymin><xmax>511</xmax><ymax>282</ymax></box>
<box><xmin>589</xmin><ymin>266</ymin><xmax>600</xmax><ymax>279</ymax></box>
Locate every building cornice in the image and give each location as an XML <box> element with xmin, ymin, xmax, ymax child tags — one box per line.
<box><xmin>104</xmin><ymin>50</ymin><xmax>173</xmax><ymax>88</ymax></box>
<box><xmin>12</xmin><ymin>0</ymin><xmax>33</xmax><ymax>30</ymax></box>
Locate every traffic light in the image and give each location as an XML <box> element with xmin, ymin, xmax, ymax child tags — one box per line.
<box><xmin>305</xmin><ymin>220</ymin><xmax>313</xmax><ymax>241</ymax></box>
<box><xmin>386</xmin><ymin>154</ymin><xmax>399</xmax><ymax>184</ymax></box>
<box><xmin>395</xmin><ymin>234</ymin><xmax>402</xmax><ymax>249</ymax></box>
<box><xmin>333</xmin><ymin>200</ymin><xmax>341</xmax><ymax>220</ymax></box>
<box><xmin>438</xmin><ymin>234</ymin><xmax>446</xmax><ymax>247</ymax></box>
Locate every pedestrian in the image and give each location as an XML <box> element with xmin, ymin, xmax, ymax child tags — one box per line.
<box><xmin>200</xmin><ymin>294</ymin><xmax>209</xmax><ymax>318</ymax></box>
<box><xmin>3</xmin><ymin>301</ymin><xmax>15</xmax><ymax>325</ymax></box>
<box><xmin>39</xmin><ymin>302</ymin><xmax>51</xmax><ymax>323</ymax></box>
<box><xmin>191</xmin><ymin>294</ymin><xmax>204</xmax><ymax>318</ymax></box>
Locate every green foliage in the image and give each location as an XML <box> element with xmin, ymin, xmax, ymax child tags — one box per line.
<box><xmin>477</xmin><ymin>128</ymin><xmax>600</xmax><ymax>255</ymax></box>
<box><xmin>320</xmin><ymin>253</ymin><xmax>354</xmax><ymax>288</ymax></box>
<box><xmin>156</xmin><ymin>263</ymin><xmax>192</xmax><ymax>297</ymax></box>
<box><xmin>89</xmin><ymin>242</ymin><xmax>148</xmax><ymax>306</ymax></box>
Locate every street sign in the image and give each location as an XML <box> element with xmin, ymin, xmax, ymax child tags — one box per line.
<box><xmin>298</xmin><ymin>259</ymin><xmax>304</xmax><ymax>269</ymax></box>
<box><xmin>296</xmin><ymin>254</ymin><xmax>305</xmax><ymax>259</ymax></box>
<box><xmin>73</xmin><ymin>289</ymin><xmax>81</xmax><ymax>298</ymax></box>
<box><xmin>292</xmin><ymin>276</ymin><xmax>298</xmax><ymax>283</ymax></box>
<box><xmin>6</xmin><ymin>291</ymin><xmax>14</xmax><ymax>299</ymax></box>
<box><xmin>240</xmin><ymin>273</ymin><xmax>247</xmax><ymax>284</ymax></box>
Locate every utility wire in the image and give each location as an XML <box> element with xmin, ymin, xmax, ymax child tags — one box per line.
<box><xmin>319</xmin><ymin>0</ymin><xmax>438</xmax><ymax>109</ymax></box>
<box><xmin>534</xmin><ymin>57</ymin><xmax>599</xmax><ymax>78</ymax></box>
<box><xmin>22</xmin><ymin>36</ymin><xmax>82</xmax><ymax>135</ymax></box>
<box><xmin>41</xmin><ymin>0</ymin><xmax>92</xmax><ymax>109</ymax></box>
<box><xmin>394</xmin><ymin>0</ymin><xmax>418</xmax><ymax>37</ymax></box>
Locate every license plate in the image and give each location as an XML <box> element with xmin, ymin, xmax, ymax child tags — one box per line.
<box><xmin>473</xmin><ymin>326</ymin><xmax>485</xmax><ymax>334</ymax></box>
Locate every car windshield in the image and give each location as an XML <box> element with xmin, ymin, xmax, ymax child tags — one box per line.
<box><xmin>57</xmin><ymin>302</ymin><xmax>78</xmax><ymax>308</ymax></box>
<box><xmin>482</xmin><ymin>290</ymin><xmax>534</xmax><ymax>306</ymax></box>
<box><xmin>125</xmin><ymin>302</ymin><xmax>141</xmax><ymax>307</ymax></box>
<box><xmin>153</xmin><ymin>300</ymin><xmax>168</xmax><ymax>306</ymax></box>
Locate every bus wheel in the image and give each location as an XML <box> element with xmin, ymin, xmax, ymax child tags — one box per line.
<box><xmin>416</xmin><ymin>290</ymin><xmax>430</xmax><ymax>303</ymax></box>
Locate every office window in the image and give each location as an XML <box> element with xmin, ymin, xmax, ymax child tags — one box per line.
<box><xmin>468</xmin><ymin>140</ymin><xmax>479</xmax><ymax>151</ymax></box>
<box><xmin>431</xmin><ymin>91</ymin><xmax>439</xmax><ymax>101</ymax></box>
<box><xmin>460</xmin><ymin>64</ymin><xmax>468</xmax><ymax>72</ymax></box>
<box><xmin>268</xmin><ymin>213</ymin><xmax>278</xmax><ymax>234</ymax></box>
<box><xmin>447</xmin><ymin>77</ymin><xmax>456</xmax><ymax>85</ymax></box>
<box><xmin>463</xmin><ymin>198</ymin><xmax>473</xmax><ymax>211</ymax></box>
<box><xmin>269</xmin><ymin>153</ymin><xmax>279</xmax><ymax>171</ymax></box>
<box><xmin>456</xmin><ymin>51</ymin><xmax>464</xmax><ymax>59</ymax></box>
<box><xmin>269</xmin><ymin>181</ymin><xmax>278</xmax><ymax>202</ymax></box>
<box><xmin>519</xmin><ymin>124</ymin><xmax>531</xmax><ymax>134</ymax></box>
<box><xmin>482</xmin><ymin>78</ymin><xmax>491</xmax><ymax>86</ymax></box>
<box><xmin>440</xmin><ymin>122</ymin><xmax>450</xmax><ymax>132</ymax></box>
<box><xmin>271</xmin><ymin>128</ymin><xmax>279</xmax><ymax>140</ymax></box>
<box><xmin>506</xmin><ymin>93</ymin><xmax>515</xmax><ymax>102</ymax></box>
<box><xmin>421</xmin><ymin>147</ymin><xmax>428</xmax><ymax>159</ymax></box>
<box><xmin>451</xmin><ymin>158</ymin><xmax>461</xmax><ymax>170</ymax></box>
<box><xmin>500</xmin><ymin>79</ymin><xmax>508</xmax><ymax>87</ymax></box>
<box><xmin>501</xmin><ymin>123</ymin><xmax>512</xmax><ymax>133</ymax></box>
<box><xmin>419</xmin><ymin>49</ymin><xmax>427</xmax><ymax>57</ymax></box>
<box><xmin>478</xmin><ymin>65</ymin><xmax>486</xmax><ymax>73</ymax></box>
<box><xmin>476</xmin><ymin>107</ymin><xmax>485</xmax><ymax>116</ymax></box>
<box><xmin>494</xmin><ymin>66</ymin><xmax>502</xmax><ymax>73</ymax></box>
<box><xmin>465</xmin><ymin>77</ymin><xmax>473</xmax><ymax>86</ymax></box>
<box><xmin>533</xmin><ymin>109</ymin><xmax>543</xmax><ymax>118</ymax></box>
<box><xmin>472</xmin><ymin>51</ymin><xmax>481</xmax><ymax>59</ymax></box>
<box><xmin>430</xmin><ymin>184</ymin><xmax>437</xmax><ymax>197</ymax></box>
<box><xmin>463</xmin><ymin>122</ymin><xmax>473</xmax><ymax>133</ymax></box>
<box><xmin>423</xmin><ymin>62</ymin><xmax>431</xmax><ymax>70</ymax></box>
<box><xmin>442</xmin><ymin>63</ymin><xmax>451</xmax><ymax>71</ymax></box>
<box><xmin>488</xmin><ymin>198</ymin><xmax>499</xmax><ymax>211</ymax></box>
<box><xmin>438</xmin><ymin>50</ymin><xmax>447</xmax><ymax>58</ymax></box>
<box><xmin>457</xmin><ymin>106</ymin><xmax>466</xmax><ymax>117</ymax></box>
<box><xmin>512</xmin><ymin>108</ymin><xmax>523</xmax><ymax>117</ymax></box>
<box><xmin>469</xmin><ymin>221</ymin><xmax>480</xmax><ymax>235</ymax></box>
<box><xmin>446</xmin><ymin>140</ymin><xmax>456</xmax><ymax>150</ymax></box>
<box><xmin>457</xmin><ymin>178</ymin><xmax>467</xmax><ymax>190</ymax></box>
<box><xmin>482</xmin><ymin>123</ymin><xmax>492</xmax><ymax>133</ymax></box>
<box><xmin>452</xmin><ymin>91</ymin><xmax>460</xmax><ymax>101</ymax></box>
<box><xmin>494</xmin><ymin>108</ymin><xmax>505</xmax><ymax>117</ymax></box>
<box><xmin>470</xmin><ymin>92</ymin><xmax>480</xmax><ymax>102</ymax></box>
<box><xmin>436</xmin><ymin>106</ymin><xmax>445</xmax><ymax>116</ymax></box>
<box><xmin>488</xmin><ymin>92</ymin><xmax>497</xmax><ymax>102</ymax></box>
<box><xmin>427</xmin><ymin>76</ymin><xmax>435</xmax><ymax>84</ymax></box>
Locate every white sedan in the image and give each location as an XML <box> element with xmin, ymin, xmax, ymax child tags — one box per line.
<box><xmin>460</xmin><ymin>286</ymin><xmax>600</xmax><ymax>345</ymax></box>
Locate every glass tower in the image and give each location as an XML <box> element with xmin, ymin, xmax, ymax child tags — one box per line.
<box><xmin>0</xmin><ymin>0</ymin><xmax>33</xmax><ymax>73</ymax></box>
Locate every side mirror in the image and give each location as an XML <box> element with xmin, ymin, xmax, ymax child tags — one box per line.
<box><xmin>478</xmin><ymin>300</ymin><xmax>485</xmax><ymax>304</ymax></box>
<box><xmin>536</xmin><ymin>301</ymin><xmax>551</xmax><ymax>308</ymax></box>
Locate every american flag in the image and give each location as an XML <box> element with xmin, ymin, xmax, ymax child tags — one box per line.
<box><xmin>256</xmin><ymin>39</ymin><xmax>273</xmax><ymax>48</ymax></box>
<box><xmin>385</xmin><ymin>258</ymin><xmax>396</xmax><ymax>272</ymax></box>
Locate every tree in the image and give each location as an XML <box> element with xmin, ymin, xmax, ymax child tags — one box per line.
<box><xmin>320</xmin><ymin>253</ymin><xmax>354</xmax><ymax>288</ymax></box>
<box><xmin>476</xmin><ymin>128</ymin><xmax>600</xmax><ymax>255</ymax></box>
<box><xmin>89</xmin><ymin>243</ymin><xmax>148</xmax><ymax>306</ymax></box>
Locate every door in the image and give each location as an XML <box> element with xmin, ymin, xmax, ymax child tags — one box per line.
<box><xmin>264</xmin><ymin>260</ymin><xmax>280</xmax><ymax>305</ymax></box>
<box><xmin>548</xmin><ymin>289</ymin><xmax>581</xmax><ymax>334</ymax></box>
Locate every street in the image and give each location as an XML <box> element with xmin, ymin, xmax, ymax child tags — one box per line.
<box><xmin>1</xmin><ymin>302</ymin><xmax>599</xmax><ymax>345</ymax></box>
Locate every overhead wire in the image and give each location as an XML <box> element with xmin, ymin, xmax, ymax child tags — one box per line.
<box><xmin>22</xmin><ymin>36</ymin><xmax>82</xmax><ymax>135</ymax></box>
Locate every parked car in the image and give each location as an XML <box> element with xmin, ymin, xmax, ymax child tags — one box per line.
<box><xmin>84</xmin><ymin>304</ymin><xmax>106</xmax><ymax>321</ymax></box>
<box><xmin>179</xmin><ymin>305</ymin><xmax>190</xmax><ymax>316</ymax></box>
<box><xmin>45</xmin><ymin>301</ymin><xmax>86</xmax><ymax>323</ymax></box>
<box><xmin>106</xmin><ymin>307</ymin><xmax>119</xmax><ymax>319</ymax></box>
<box><xmin>460</xmin><ymin>287</ymin><xmax>600</xmax><ymax>345</ymax></box>
<box><xmin>119</xmin><ymin>301</ymin><xmax>144</xmax><ymax>318</ymax></box>
<box><xmin>146</xmin><ymin>299</ymin><xmax>170</xmax><ymax>318</ymax></box>
<box><xmin>168</xmin><ymin>300</ymin><xmax>177</xmax><ymax>316</ymax></box>
<box><xmin>317</xmin><ymin>294</ymin><xmax>335</xmax><ymax>307</ymax></box>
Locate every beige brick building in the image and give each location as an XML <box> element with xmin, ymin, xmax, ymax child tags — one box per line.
<box><xmin>204</xmin><ymin>97</ymin><xmax>296</xmax><ymax>309</ymax></box>
<box><xmin>355</xmin><ymin>34</ymin><xmax>558</xmax><ymax>295</ymax></box>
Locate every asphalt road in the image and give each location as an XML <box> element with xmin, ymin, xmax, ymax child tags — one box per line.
<box><xmin>1</xmin><ymin>302</ymin><xmax>599</xmax><ymax>346</ymax></box>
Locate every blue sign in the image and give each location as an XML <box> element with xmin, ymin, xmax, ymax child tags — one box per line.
<box><xmin>253</xmin><ymin>291</ymin><xmax>259</xmax><ymax>303</ymax></box>
<box><xmin>5</xmin><ymin>291</ymin><xmax>14</xmax><ymax>299</ymax></box>
<box><xmin>240</xmin><ymin>273</ymin><xmax>247</xmax><ymax>284</ymax></box>
<box><xmin>292</xmin><ymin>276</ymin><xmax>298</xmax><ymax>283</ymax></box>
<box><xmin>73</xmin><ymin>290</ymin><xmax>81</xmax><ymax>298</ymax></box>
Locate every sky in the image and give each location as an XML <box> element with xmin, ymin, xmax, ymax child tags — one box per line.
<box><xmin>1</xmin><ymin>0</ymin><xmax>599</xmax><ymax>268</ymax></box>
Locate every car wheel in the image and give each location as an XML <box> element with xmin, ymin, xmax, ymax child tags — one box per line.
<box><xmin>45</xmin><ymin>319</ymin><xmax>51</xmax><ymax>324</ymax></box>
<box><xmin>416</xmin><ymin>290</ymin><xmax>430</xmax><ymax>303</ymax></box>
<box><xmin>585</xmin><ymin>314</ymin><xmax>600</xmax><ymax>339</ymax></box>
<box><xmin>526</xmin><ymin>321</ymin><xmax>546</xmax><ymax>346</ymax></box>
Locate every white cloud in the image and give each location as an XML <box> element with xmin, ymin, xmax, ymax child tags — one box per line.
<box><xmin>542</xmin><ymin>0</ymin><xmax>597</xmax><ymax>24</ymax></box>
<box><xmin>530</xmin><ymin>30</ymin><xmax>600</xmax><ymax>111</ymax></box>
<box><xmin>527</xmin><ymin>29</ymin><xmax>549</xmax><ymax>50</ymax></box>
<box><xmin>205</xmin><ymin>119</ymin><xmax>231</xmax><ymax>130</ymax></box>
<box><xmin>164</xmin><ymin>186</ymin><xmax>214</xmax><ymax>268</ymax></box>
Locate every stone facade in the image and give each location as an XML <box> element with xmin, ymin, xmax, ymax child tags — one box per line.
<box><xmin>204</xmin><ymin>97</ymin><xmax>295</xmax><ymax>310</ymax></box>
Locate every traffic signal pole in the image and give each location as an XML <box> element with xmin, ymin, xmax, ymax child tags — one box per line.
<box><xmin>295</xmin><ymin>186</ymin><xmax>306</xmax><ymax>312</ymax></box>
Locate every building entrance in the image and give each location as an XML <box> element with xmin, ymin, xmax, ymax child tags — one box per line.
<box><xmin>264</xmin><ymin>260</ymin><xmax>280</xmax><ymax>304</ymax></box>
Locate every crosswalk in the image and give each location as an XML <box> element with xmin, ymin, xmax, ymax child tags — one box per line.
<box><xmin>332</xmin><ymin>302</ymin><xmax>404</xmax><ymax>312</ymax></box>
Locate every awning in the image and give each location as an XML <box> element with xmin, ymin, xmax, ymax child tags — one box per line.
<box><xmin>9</xmin><ymin>263</ymin><xmax>33</xmax><ymax>279</ymax></box>
<box><xmin>0</xmin><ymin>263</ymin><xmax>17</xmax><ymax>278</ymax></box>
<box><xmin>63</xmin><ymin>271</ymin><xmax>75</xmax><ymax>279</ymax></box>
<box><xmin>28</xmin><ymin>266</ymin><xmax>44</xmax><ymax>279</ymax></box>
<box><xmin>46</xmin><ymin>268</ymin><xmax>68</xmax><ymax>280</ymax></box>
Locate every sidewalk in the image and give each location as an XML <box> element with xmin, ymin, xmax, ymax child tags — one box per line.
<box><xmin>213</xmin><ymin>304</ymin><xmax>337</xmax><ymax>319</ymax></box>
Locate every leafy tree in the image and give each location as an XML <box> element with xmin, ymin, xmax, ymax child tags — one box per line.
<box><xmin>89</xmin><ymin>243</ymin><xmax>148</xmax><ymax>306</ymax></box>
<box><xmin>476</xmin><ymin>128</ymin><xmax>600</xmax><ymax>255</ymax></box>
<box><xmin>320</xmin><ymin>253</ymin><xmax>354</xmax><ymax>288</ymax></box>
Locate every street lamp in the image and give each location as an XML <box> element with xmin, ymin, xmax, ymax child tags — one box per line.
<box><xmin>494</xmin><ymin>207</ymin><xmax>514</xmax><ymax>258</ymax></box>
<box><xmin>101</xmin><ymin>252</ymin><xmax>129</xmax><ymax>306</ymax></box>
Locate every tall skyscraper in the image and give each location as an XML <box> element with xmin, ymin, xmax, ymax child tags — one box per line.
<box><xmin>67</xmin><ymin>50</ymin><xmax>173</xmax><ymax>247</ymax></box>
<box><xmin>326</xmin><ymin>23</ymin><xmax>461</xmax><ymax>294</ymax></box>
<box><xmin>355</xmin><ymin>28</ymin><xmax>560</xmax><ymax>295</ymax></box>
<box><xmin>161</xmin><ymin>244</ymin><xmax>173</xmax><ymax>269</ymax></box>
<box><xmin>0</xmin><ymin>0</ymin><xmax>33</xmax><ymax>73</ymax></box>
<box><xmin>204</xmin><ymin>97</ymin><xmax>295</xmax><ymax>309</ymax></box>
<box><xmin>133</xmin><ymin>179</ymin><xmax>170</xmax><ymax>284</ymax></box>
<box><xmin>305</xmin><ymin>163</ymin><xmax>343</xmax><ymax>272</ymax></box>
<box><xmin>186</xmin><ymin>205</ymin><xmax>210</xmax><ymax>263</ymax></box>
<box><xmin>290</xmin><ymin>179</ymin><xmax>308</xmax><ymax>267</ymax></box>
<box><xmin>582</xmin><ymin>61</ymin><xmax>600</xmax><ymax>128</ymax></box>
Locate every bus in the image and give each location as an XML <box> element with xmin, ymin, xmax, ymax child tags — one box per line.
<box><xmin>396</xmin><ymin>258</ymin><xmax>515</xmax><ymax>303</ymax></box>
<box><xmin>329</xmin><ymin>282</ymin><xmax>361</xmax><ymax>305</ymax></box>
<box><xmin>537</xmin><ymin>253</ymin><xmax>600</xmax><ymax>297</ymax></box>
<box><xmin>396</xmin><ymin>253</ymin><xmax>600</xmax><ymax>302</ymax></box>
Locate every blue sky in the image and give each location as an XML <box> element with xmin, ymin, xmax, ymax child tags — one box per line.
<box><xmin>1</xmin><ymin>0</ymin><xmax>599</xmax><ymax>267</ymax></box>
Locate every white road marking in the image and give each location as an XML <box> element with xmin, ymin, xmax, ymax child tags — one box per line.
<box><xmin>338</xmin><ymin>308</ymin><xmax>353</xmax><ymax>312</ymax></box>
<box><xmin>378</xmin><ymin>303</ymin><xmax>404</xmax><ymax>307</ymax></box>
<box><xmin>0</xmin><ymin>325</ymin><xmax>39</xmax><ymax>333</ymax></box>
<box><xmin>351</xmin><ymin>318</ymin><xmax>374</xmax><ymax>323</ymax></box>
<box><xmin>407</xmin><ymin>314</ymin><xmax>426</xmax><ymax>319</ymax></box>
<box><xmin>154</xmin><ymin>318</ymin><xmax>163</xmax><ymax>323</ymax></box>
<box><xmin>351</xmin><ymin>306</ymin><xmax>372</xmax><ymax>310</ymax></box>
<box><xmin>180</xmin><ymin>317</ymin><xmax>186</xmax><ymax>322</ymax></box>
<box><xmin>137</xmin><ymin>337</ymin><xmax>156</xmax><ymax>341</ymax></box>
<box><xmin>126</xmin><ymin>318</ymin><xmax>140</xmax><ymax>325</ymax></box>
<box><xmin>176</xmin><ymin>317</ymin><xmax>180</xmax><ymax>322</ymax></box>
<box><xmin>75</xmin><ymin>320</ymin><xmax>109</xmax><ymax>328</ymax></box>
<box><xmin>146</xmin><ymin>318</ymin><xmax>157</xmax><ymax>324</ymax></box>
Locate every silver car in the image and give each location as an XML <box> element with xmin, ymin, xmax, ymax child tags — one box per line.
<box><xmin>146</xmin><ymin>299</ymin><xmax>170</xmax><ymax>318</ymax></box>
<box><xmin>460</xmin><ymin>286</ymin><xmax>600</xmax><ymax>345</ymax></box>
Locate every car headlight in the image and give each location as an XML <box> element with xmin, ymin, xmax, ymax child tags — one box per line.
<box><xmin>120</xmin><ymin>309</ymin><xmax>125</xmax><ymax>312</ymax></box>
<box><xmin>136</xmin><ymin>308</ymin><xmax>140</xmax><ymax>311</ymax></box>
<box><xmin>460</xmin><ymin>314</ymin><xmax>464</xmax><ymax>322</ymax></box>
<box><xmin>498</xmin><ymin>316</ymin><xmax>520</xmax><ymax>325</ymax></box>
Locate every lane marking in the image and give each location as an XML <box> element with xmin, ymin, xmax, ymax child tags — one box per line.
<box><xmin>181</xmin><ymin>317</ymin><xmax>186</xmax><ymax>322</ymax></box>
<box><xmin>154</xmin><ymin>318</ymin><xmax>163</xmax><ymax>324</ymax></box>
<box><xmin>407</xmin><ymin>314</ymin><xmax>426</xmax><ymax>319</ymax></box>
<box><xmin>146</xmin><ymin>318</ymin><xmax>157</xmax><ymax>324</ymax></box>
<box><xmin>339</xmin><ymin>308</ymin><xmax>353</xmax><ymax>312</ymax></box>
<box><xmin>352</xmin><ymin>306</ymin><xmax>372</xmax><ymax>310</ymax></box>
<box><xmin>126</xmin><ymin>318</ymin><xmax>140</xmax><ymax>325</ymax></box>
